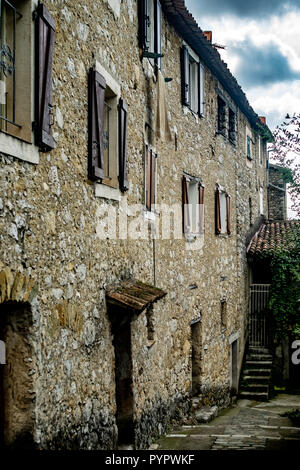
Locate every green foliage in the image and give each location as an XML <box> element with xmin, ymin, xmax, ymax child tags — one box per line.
<box><xmin>264</xmin><ymin>226</ymin><xmax>300</xmax><ymax>338</ymax></box>
<box><xmin>256</xmin><ymin>121</ymin><xmax>274</xmax><ymax>142</ymax></box>
<box><xmin>281</xmin><ymin>409</ymin><xmax>300</xmax><ymax>425</ymax></box>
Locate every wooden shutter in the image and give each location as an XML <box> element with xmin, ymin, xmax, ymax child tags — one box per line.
<box><xmin>198</xmin><ymin>184</ymin><xmax>205</xmax><ymax>234</ymax></box>
<box><xmin>155</xmin><ymin>0</ymin><xmax>162</xmax><ymax>69</ymax></box>
<box><xmin>118</xmin><ymin>98</ymin><xmax>129</xmax><ymax>192</ymax></box>
<box><xmin>215</xmin><ymin>187</ymin><xmax>221</xmax><ymax>235</ymax></box>
<box><xmin>138</xmin><ymin>0</ymin><xmax>148</xmax><ymax>50</ymax></box>
<box><xmin>182</xmin><ymin>175</ymin><xmax>190</xmax><ymax>234</ymax></box>
<box><xmin>181</xmin><ymin>46</ymin><xmax>190</xmax><ymax>106</ymax></box>
<box><xmin>145</xmin><ymin>146</ymin><xmax>152</xmax><ymax>211</ymax></box>
<box><xmin>151</xmin><ymin>152</ymin><xmax>156</xmax><ymax>208</ymax></box>
<box><xmin>35</xmin><ymin>3</ymin><xmax>56</xmax><ymax>152</ymax></box>
<box><xmin>198</xmin><ymin>63</ymin><xmax>204</xmax><ymax>116</ymax></box>
<box><xmin>226</xmin><ymin>194</ymin><xmax>231</xmax><ymax>235</ymax></box>
<box><xmin>88</xmin><ymin>68</ymin><xmax>106</xmax><ymax>181</ymax></box>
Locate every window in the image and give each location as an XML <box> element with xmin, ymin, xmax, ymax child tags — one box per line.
<box><xmin>259</xmin><ymin>136</ymin><xmax>265</xmax><ymax>165</ymax></box>
<box><xmin>138</xmin><ymin>0</ymin><xmax>162</xmax><ymax>68</ymax></box>
<box><xmin>221</xmin><ymin>300</ymin><xmax>227</xmax><ymax>328</ymax></box>
<box><xmin>228</xmin><ymin>108</ymin><xmax>236</xmax><ymax>144</ymax></box>
<box><xmin>259</xmin><ymin>186</ymin><xmax>264</xmax><ymax>215</ymax></box>
<box><xmin>246</xmin><ymin>127</ymin><xmax>252</xmax><ymax>160</ymax></box>
<box><xmin>88</xmin><ymin>63</ymin><xmax>128</xmax><ymax>193</ymax></box>
<box><xmin>217</xmin><ymin>96</ymin><xmax>226</xmax><ymax>135</ymax></box>
<box><xmin>181</xmin><ymin>45</ymin><xmax>205</xmax><ymax>115</ymax></box>
<box><xmin>145</xmin><ymin>144</ymin><xmax>157</xmax><ymax>212</ymax></box>
<box><xmin>215</xmin><ymin>186</ymin><xmax>231</xmax><ymax>235</ymax></box>
<box><xmin>182</xmin><ymin>174</ymin><xmax>205</xmax><ymax>238</ymax></box>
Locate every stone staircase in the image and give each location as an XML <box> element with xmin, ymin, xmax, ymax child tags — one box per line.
<box><xmin>239</xmin><ymin>347</ymin><xmax>273</xmax><ymax>401</ymax></box>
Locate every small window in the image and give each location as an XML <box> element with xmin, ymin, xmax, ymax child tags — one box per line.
<box><xmin>228</xmin><ymin>108</ymin><xmax>236</xmax><ymax>144</ymax></box>
<box><xmin>139</xmin><ymin>0</ymin><xmax>162</xmax><ymax>68</ymax></box>
<box><xmin>145</xmin><ymin>144</ymin><xmax>157</xmax><ymax>212</ymax></box>
<box><xmin>0</xmin><ymin>0</ymin><xmax>32</xmax><ymax>142</ymax></box>
<box><xmin>181</xmin><ymin>46</ymin><xmax>205</xmax><ymax>116</ymax></box>
<box><xmin>247</xmin><ymin>135</ymin><xmax>251</xmax><ymax>159</ymax></box>
<box><xmin>182</xmin><ymin>174</ymin><xmax>205</xmax><ymax>238</ymax></box>
<box><xmin>221</xmin><ymin>300</ymin><xmax>227</xmax><ymax>328</ymax></box>
<box><xmin>217</xmin><ymin>96</ymin><xmax>226</xmax><ymax>135</ymax></box>
<box><xmin>259</xmin><ymin>186</ymin><xmax>264</xmax><ymax>215</ymax></box>
<box><xmin>215</xmin><ymin>186</ymin><xmax>231</xmax><ymax>235</ymax></box>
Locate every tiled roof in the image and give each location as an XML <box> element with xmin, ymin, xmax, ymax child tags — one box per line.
<box><xmin>247</xmin><ymin>220</ymin><xmax>300</xmax><ymax>256</ymax></box>
<box><xmin>106</xmin><ymin>280</ymin><xmax>166</xmax><ymax>312</ymax></box>
<box><xmin>161</xmin><ymin>0</ymin><xmax>272</xmax><ymax>135</ymax></box>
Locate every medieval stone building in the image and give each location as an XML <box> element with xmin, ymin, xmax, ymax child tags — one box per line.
<box><xmin>0</xmin><ymin>0</ymin><xmax>272</xmax><ymax>449</ymax></box>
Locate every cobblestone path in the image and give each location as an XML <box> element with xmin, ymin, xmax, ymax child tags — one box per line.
<box><xmin>152</xmin><ymin>394</ymin><xmax>300</xmax><ymax>451</ymax></box>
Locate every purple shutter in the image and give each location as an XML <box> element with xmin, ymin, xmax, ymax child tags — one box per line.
<box><xmin>35</xmin><ymin>3</ymin><xmax>56</xmax><ymax>152</ymax></box>
<box><xmin>118</xmin><ymin>98</ymin><xmax>129</xmax><ymax>192</ymax></box>
<box><xmin>88</xmin><ymin>68</ymin><xmax>106</xmax><ymax>181</ymax></box>
<box><xmin>181</xmin><ymin>46</ymin><xmax>190</xmax><ymax>106</ymax></box>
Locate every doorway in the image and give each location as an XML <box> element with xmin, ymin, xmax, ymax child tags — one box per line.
<box><xmin>231</xmin><ymin>339</ymin><xmax>238</xmax><ymax>394</ymax></box>
<box><xmin>0</xmin><ymin>302</ymin><xmax>35</xmax><ymax>448</ymax></box>
<box><xmin>112</xmin><ymin>317</ymin><xmax>134</xmax><ymax>445</ymax></box>
<box><xmin>191</xmin><ymin>318</ymin><xmax>202</xmax><ymax>395</ymax></box>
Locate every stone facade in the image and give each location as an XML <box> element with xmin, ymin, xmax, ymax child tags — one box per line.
<box><xmin>0</xmin><ymin>0</ymin><xmax>270</xmax><ymax>449</ymax></box>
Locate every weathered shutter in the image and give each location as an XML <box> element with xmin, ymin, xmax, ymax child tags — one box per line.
<box><xmin>146</xmin><ymin>146</ymin><xmax>152</xmax><ymax>211</ymax></box>
<box><xmin>181</xmin><ymin>46</ymin><xmax>190</xmax><ymax>107</ymax></box>
<box><xmin>198</xmin><ymin>184</ymin><xmax>205</xmax><ymax>234</ymax></box>
<box><xmin>182</xmin><ymin>175</ymin><xmax>190</xmax><ymax>234</ymax></box>
<box><xmin>88</xmin><ymin>68</ymin><xmax>106</xmax><ymax>181</ymax></box>
<box><xmin>226</xmin><ymin>194</ymin><xmax>231</xmax><ymax>235</ymax></box>
<box><xmin>151</xmin><ymin>152</ymin><xmax>156</xmax><ymax>208</ymax></box>
<box><xmin>35</xmin><ymin>3</ymin><xmax>56</xmax><ymax>152</ymax></box>
<box><xmin>138</xmin><ymin>0</ymin><xmax>148</xmax><ymax>51</ymax></box>
<box><xmin>215</xmin><ymin>187</ymin><xmax>221</xmax><ymax>235</ymax></box>
<box><xmin>155</xmin><ymin>0</ymin><xmax>162</xmax><ymax>69</ymax></box>
<box><xmin>198</xmin><ymin>63</ymin><xmax>204</xmax><ymax>116</ymax></box>
<box><xmin>118</xmin><ymin>98</ymin><xmax>129</xmax><ymax>192</ymax></box>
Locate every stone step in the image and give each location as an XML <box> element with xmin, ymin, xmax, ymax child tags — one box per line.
<box><xmin>242</xmin><ymin>375</ymin><xmax>271</xmax><ymax>383</ymax></box>
<box><xmin>248</xmin><ymin>347</ymin><xmax>271</xmax><ymax>355</ymax></box>
<box><xmin>243</xmin><ymin>368</ymin><xmax>272</xmax><ymax>376</ymax></box>
<box><xmin>245</xmin><ymin>360</ymin><xmax>272</xmax><ymax>368</ymax></box>
<box><xmin>246</xmin><ymin>354</ymin><xmax>273</xmax><ymax>361</ymax></box>
<box><xmin>240</xmin><ymin>383</ymin><xmax>269</xmax><ymax>393</ymax></box>
<box><xmin>239</xmin><ymin>391</ymin><xmax>269</xmax><ymax>401</ymax></box>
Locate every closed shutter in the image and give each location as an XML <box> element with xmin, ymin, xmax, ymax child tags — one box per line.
<box><xmin>151</xmin><ymin>152</ymin><xmax>156</xmax><ymax>208</ymax></box>
<box><xmin>181</xmin><ymin>46</ymin><xmax>190</xmax><ymax>107</ymax></box>
<box><xmin>215</xmin><ymin>187</ymin><xmax>221</xmax><ymax>234</ymax></box>
<box><xmin>199</xmin><ymin>63</ymin><xmax>204</xmax><ymax>116</ymax></box>
<box><xmin>138</xmin><ymin>0</ymin><xmax>148</xmax><ymax>51</ymax></box>
<box><xmin>118</xmin><ymin>98</ymin><xmax>129</xmax><ymax>192</ymax></box>
<box><xmin>226</xmin><ymin>194</ymin><xmax>231</xmax><ymax>235</ymax></box>
<box><xmin>35</xmin><ymin>3</ymin><xmax>56</xmax><ymax>152</ymax></box>
<box><xmin>182</xmin><ymin>175</ymin><xmax>190</xmax><ymax>234</ymax></box>
<box><xmin>155</xmin><ymin>0</ymin><xmax>162</xmax><ymax>69</ymax></box>
<box><xmin>198</xmin><ymin>184</ymin><xmax>205</xmax><ymax>234</ymax></box>
<box><xmin>88</xmin><ymin>68</ymin><xmax>106</xmax><ymax>181</ymax></box>
<box><xmin>145</xmin><ymin>146</ymin><xmax>152</xmax><ymax>211</ymax></box>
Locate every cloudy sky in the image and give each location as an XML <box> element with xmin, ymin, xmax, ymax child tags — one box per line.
<box><xmin>185</xmin><ymin>0</ymin><xmax>300</xmax><ymax>131</ymax></box>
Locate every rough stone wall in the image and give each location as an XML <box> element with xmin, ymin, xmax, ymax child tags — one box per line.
<box><xmin>0</xmin><ymin>0</ymin><xmax>268</xmax><ymax>449</ymax></box>
<box><xmin>268</xmin><ymin>165</ymin><xmax>287</xmax><ymax>220</ymax></box>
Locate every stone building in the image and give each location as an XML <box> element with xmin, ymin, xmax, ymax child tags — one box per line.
<box><xmin>0</xmin><ymin>0</ymin><xmax>271</xmax><ymax>449</ymax></box>
<box><xmin>268</xmin><ymin>163</ymin><xmax>287</xmax><ymax>220</ymax></box>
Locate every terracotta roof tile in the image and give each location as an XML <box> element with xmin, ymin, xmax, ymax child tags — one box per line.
<box><xmin>247</xmin><ymin>220</ymin><xmax>300</xmax><ymax>256</ymax></box>
<box><xmin>106</xmin><ymin>280</ymin><xmax>166</xmax><ymax>313</ymax></box>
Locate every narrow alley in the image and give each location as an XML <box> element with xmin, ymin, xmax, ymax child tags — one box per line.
<box><xmin>152</xmin><ymin>394</ymin><xmax>300</xmax><ymax>451</ymax></box>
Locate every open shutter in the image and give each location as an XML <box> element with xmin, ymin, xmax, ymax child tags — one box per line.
<box><xmin>138</xmin><ymin>0</ymin><xmax>148</xmax><ymax>51</ymax></box>
<box><xmin>145</xmin><ymin>146</ymin><xmax>151</xmax><ymax>211</ymax></box>
<box><xmin>215</xmin><ymin>187</ymin><xmax>221</xmax><ymax>235</ymax></box>
<box><xmin>198</xmin><ymin>63</ymin><xmax>204</xmax><ymax>116</ymax></box>
<box><xmin>35</xmin><ymin>3</ymin><xmax>56</xmax><ymax>152</ymax></box>
<box><xmin>88</xmin><ymin>68</ymin><xmax>106</xmax><ymax>181</ymax></box>
<box><xmin>181</xmin><ymin>46</ymin><xmax>190</xmax><ymax>107</ymax></box>
<box><xmin>198</xmin><ymin>184</ymin><xmax>205</xmax><ymax>234</ymax></box>
<box><xmin>182</xmin><ymin>175</ymin><xmax>190</xmax><ymax>234</ymax></box>
<box><xmin>118</xmin><ymin>98</ymin><xmax>129</xmax><ymax>192</ymax></box>
<box><xmin>226</xmin><ymin>194</ymin><xmax>231</xmax><ymax>235</ymax></box>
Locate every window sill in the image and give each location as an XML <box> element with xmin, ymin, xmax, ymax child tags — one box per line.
<box><xmin>0</xmin><ymin>132</ymin><xmax>39</xmax><ymax>164</ymax></box>
<box><xmin>95</xmin><ymin>183</ymin><xmax>121</xmax><ymax>201</ymax></box>
<box><xmin>185</xmin><ymin>232</ymin><xmax>204</xmax><ymax>243</ymax></box>
<box><xmin>216</xmin><ymin>233</ymin><xmax>230</xmax><ymax>238</ymax></box>
<box><xmin>144</xmin><ymin>210</ymin><xmax>157</xmax><ymax>221</ymax></box>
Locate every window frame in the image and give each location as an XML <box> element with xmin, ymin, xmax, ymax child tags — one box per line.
<box><xmin>182</xmin><ymin>172</ymin><xmax>205</xmax><ymax>240</ymax></box>
<box><xmin>181</xmin><ymin>44</ymin><xmax>205</xmax><ymax>116</ymax></box>
<box><xmin>215</xmin><ymin>185</ymin><xmax>231</xmax><ymax>236</ymax></box>
<box><xmin>139</xmin><ymin>0</ymin><xmax>162</xmax><ymax>69</ymax></box>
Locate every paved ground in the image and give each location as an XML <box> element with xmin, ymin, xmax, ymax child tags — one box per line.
<box><xmin>152</xmin><ymin>393</ymin><xmax>300</xmax><ymax>451</ymax></box>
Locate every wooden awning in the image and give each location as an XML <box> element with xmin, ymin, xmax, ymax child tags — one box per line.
<box><xmin>106</xmin><ymin>280</ymin><xmax>167</xmax><ymax>313</ymax></box>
